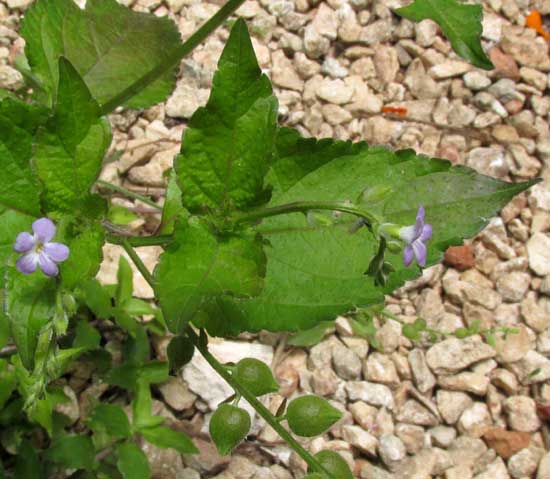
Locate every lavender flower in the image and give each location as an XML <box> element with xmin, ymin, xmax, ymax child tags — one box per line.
<box><xmin>398</xmin><ymin>204</ymin><xmax>432</xmax><ymax>267</ymax></box>
<box><xmin>13</xmin><ymin>218</ymin><xmax>70</xmax><ymax>277</ymax></box>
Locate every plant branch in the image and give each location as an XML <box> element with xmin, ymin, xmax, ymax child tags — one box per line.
<box><xmin>99</xmin><ymin>0</ymin><xmax>247</xmax><ymax>114</ymax></box>
<box><xmin>120</xmin><ymin>238</ymin><xmax>155</xmax><ymax>286</ymax></box>
<box><xmin>184</xmin><ymin>327</ymin><xmax>336</xmax><ymax>478</ymax></box>
<box><xmin>232</xmin><ymin>200</ymin><xmax>380</xmax><ymax>227</ymax></box>
<box><xmin>105</xmin><ymin>231</ymin><xmax>172</xmax><ymax>247</ymax></box>
<box><xmin>120</xmin><ymin>241</ymin><xmax>335</xmax><ymax>477</ymax></box>
<box><xmin>97</xmin><ymin>180</ymin><xmax>162</xmax><ymax>210</ymax></box>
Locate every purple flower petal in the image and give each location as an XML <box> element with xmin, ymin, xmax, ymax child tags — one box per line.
<box><xmin>403</xmin><ymin>244</ymin><xmax>414</xmax><ymax>266</ymax></box>
<box><xmin>16</xmin><ymin>253</ymin><xmax>39</xmax><ymax>274</ymax></box>
<box><xmin>32</xmin><ymin>218</ymin><xmax>56</xmax><ymax>243</ymax></box>
<box><xmin>416</xmin><ymin>204</ymin><xmax>425</xmax><ymax>223</ymax></box>
<box><xmin>420</xmin><ymin>223</ymin><xmax>432</xmax><ymax>242</ymax></box>
<box><xmin>399</xmin><ymin>225</ymin><xmax>417</xmax><ymax>244</ymax></box>
<box><xmin>413</xmin><ymin>204</ymin><xmax>425</xmax><ymax>238</ymax></box>
<box><xmin>38</xmin><ymin>252</ymin><xmax>59</xmax><ymax>277</ymax></box>
<box><xmin>412</xmin><ymin>240</ymin><xmax>427</xmax><ymax>267</ymax></box>
<box><xmin>13</xmin><ymin>232</ymin><xmax>36</xmax><ymax>253</ymax></box>
<box><xmin>43</xmin><ymin>242</ymin><xmax>70</xmax><ymax>263</ymax></box>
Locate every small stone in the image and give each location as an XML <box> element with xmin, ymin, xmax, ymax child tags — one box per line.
<box><xmin>364</xmin><ymin>352</ymin><xmax>399</xmax><ymax>385</ymax></box>
<box><xmin>437</xmin><ymin>390</ymin><xmax>473</xmax><ymax>425</ymax></box>
<box><xmin>504</xmin><ymin>396</ymin><xmax>541</xmax><ymax>433</ymax></box>
<box><xmin>342</xmin><ymin>425</ymin><xmax>378</xmax><ymax>456</ymax></box>
<box><xmin>158</xmin><ymin>377</ymin><xmax>196</xmax><ymax>411</ymax></box>
<box><xmin>491</xmin><ymin>369</ymin><xmax>518</xmax><ymax>395</ymax></box>
<box><xmin>349</xmin><ymin>401</ymin><xmax>377</xmax><ymax>431</ymax></box>
<box><xmin>489</xmin><ymin>47</ymin><xmax>520</xmax><ymax>80</ymax></box>
<box><xmin>508</xmin><ymin>447</ymin><xmax>544</xmax><ymax>479</ymax></box>
<box><xmin>429</xmin><ymin>60</ymin><xmax>471</xmax><ymax>79</ymax></box>
<box><xmin>271</xmin><ymin>51</ymin><xmax>304</xmax><ymax>91</ymax></box>
<box><xmin>54</xmin><ymin>386</ymin><xmax>80</xmax><ymax>425</ymax></box>
<box><xmin>482</xmin><ymin>427</ymin><xmax>531</xmax><ymax>459</ymax></box>
<box><xmin>321</xmin><ymin>57</ymin><xmax>348</xmax><ymax>78</ymax></box>
<box><xmin>463</xmin><ymin>71</ymin><xmax>491</xmax><ymax>90</ymax></box>
<box><xmin>438</xmin><ymin>372</ymin><xmax>490</xmax><ymax>396</ymax></box>
<box><xmin>474</xmin><ymin>458</ymin><xmax>509</xmax><ymax>479</ymax></box>
<box><xmin>538</xmin><ymin>452</ymin><xmax>550</xmax><ymax>479</ymax></box>
<box><xmin>332</xmin><ymin>343</ymin><xmax>362</xmax><ymax>380</ymax></box>
<box><xmin>430</xmin><ymin>426</ymin><xmax>457</xmax><ymax>448</ymax></box>
<box><xmin>492</xmin><ymin>125</ymin><xmax>519</xmax><ymax>144</ymax></box>
<box><xmin>360</xmin><ymin>19</ymin><xmax>392</xmax><ymax>45</ymax></box>
<box><xmin>312</xmin><ymin>367</ymin><xmax>339</xmax><ymax>396</ymax></box>
<box><xmin>321</xmin><ymin>104</ymin><xmax>352</xmax><ymax>125</ymax></box>
<box><xmin>496</xmin><ymin>272</ymin><xmax>530</xmax><ymax>302</ymax></box>
<box><xmin>373</xmin><ymin>46</ymin><xmax>399</xmax><ymax>84</ymax></box>
<box><xmin>466</xmin><ymin>147</ymin><xmax>508</xmax><ymax>178</ymax></box>
<box><xmin>458</xmin><ymin>402</ymin><xmax>492</xmax><ymax>437</ymax></box>
<box><xmin>166</xmin><ymin>83</ymin><xmax>209</xmax><ymax>119</ymax></box>
<box><xmin>345</xmin><ymin>381</ymin><xmax>394</xmax><ymax>410</ymax></box>
<box><xmin>316</xmin><ymin>78</ymin><xmax>354</xmax><ymax>104</ymax></box>
<box><xmin>303</xmin><ymin>24</ymin><xmax>330</xmax><ymax>58</ymax></box>
<box><xmin>448</xmin><ymin>436</ymin><xmax>488</xmax><ymax>470</ymax></box>
<box><xmin>408</xmin><ymin>349</ymin><xmax>436</xmax><ymax>393</ymax></box>
<box><xmin>444</xmin><ymin>245</ymin><xmax>475</xmax><ymax>271</ymax></box>
<box><xmin>494</xmin><ymin>325</ymin><xmax>532</xmax><ymax>364</ymax></box>
<box><xmin>311</xmin><ymin>3</ymin><xmax>338</xmax><ymax>40</ymax></box>
<box><xmin>396</xmin><ymin>400</ymin><xmax>438</xmax><ymax>427</ymax></box>
<box><xmin>527</xmin><ymin>233</ymin><xmax>550</xmax><ymax>276</ymax></box>
<box><xmin>395</xmin><ymin>423</ymin><xmax>425</xmax><ymax>454</ymax></box>
<box><xmin>0</xmin><ymin>65</ymin><xmax>24</xmax><ymax>91</ymax></box>
<box><xmin>426</xmin><ymin>337</ymin><xmax>496</xmax><ymax>375</ymax></box>
<box><xmin>378</xmin><ymin>435</ymin><xmax>406</xmax><ymax>471</ymax></box>
<box><xmin>508</xmin><ymin>350</ymin><xmax>550</xmax><ymax>384</ymax></box>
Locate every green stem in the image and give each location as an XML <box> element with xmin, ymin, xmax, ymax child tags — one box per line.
<box><xmin>120</xmin><ymin>241</ymin><xmax>335</xmax><ymax>477</ymax></box>
<box><xmin>106</xmin><ymin>233</ymin><xmax>172</xmax><ymax>247</ymax></box>
<box><xmin>233</xmin><ymin>200</ymin><xmax>380</xmax><ymax>227</ymax></box>
<box><xmin>120</xmin><ymin>239</ymin><xmax>155</xmax><ymax>286</ymax></box>
<box><xmin>184</xmin><ymin>327</ymin><xmax>336</xmax><ymax>478</ymax></box>
<box><xmin>99</xmin><ymin>0</ymin><xmax>247</xmax><ymax>114</ymax></box>
<box><xmin>97</xmin><ymin>180</ymin><xmax>162</xmax><ymax>210</ymax></box>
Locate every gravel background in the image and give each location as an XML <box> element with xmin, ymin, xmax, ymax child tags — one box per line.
<box><xmin>2</xmin><ymin>0</ymin><xmax>550</xmax><ymax>478</ymax></box>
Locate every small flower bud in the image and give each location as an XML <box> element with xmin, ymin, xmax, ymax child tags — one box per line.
<box><xmin>209</xmin><ymin>404</ymin><xmax>251</xmax><ymax>455</ymax></box>
<box><xmin>286</xmin><ymin>395</ymin><xmax>342</xmax><ymax>437</ymax></box>
<box><xmin>310</xmin><ymin>450</ymin><xmax>353</xmax><ymax>479</ymax></box>
<box><xmin>233</xmin><ymin>358</ymin><xmax>279</xmax><ymax>396</ymax></box>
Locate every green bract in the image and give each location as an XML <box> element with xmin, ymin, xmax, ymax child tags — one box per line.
<box><xmin>233</xmin><ymin>358</ymin><xmax>279</xmax><ymax>396</ymax></box>
<box><xmin>310</xmin><ymin>451</ymin><xmax>354</xmax><ymax>479</ymax></box>
<box><xmin>209</xmin><ymin>404</ymin><xmax>251</xmax><ymax>455</ymax></box>
<box><xmin>286</xmin><ymin>396</ymin><xmax>343</xmax><ymax>437</ymax></box>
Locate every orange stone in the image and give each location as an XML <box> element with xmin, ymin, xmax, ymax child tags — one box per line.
<box><xmin>482</xmin><ymin>427</ymin><xmax>531</xmax><ymax>459</ymax></box>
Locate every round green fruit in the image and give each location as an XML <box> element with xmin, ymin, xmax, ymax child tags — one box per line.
<box><xmin>286</xmin><ymin>395</ymin><xmax>342</xmax><ymax>437</ymax></box>
<box><xmin>310</xmin><ymin>450</ymin><xmax>353</xmax><ymax>479</ymax></box>
<box><xmin>234</xmin><ymin>358</ymin><xmax>279</xmax><ymax>396</ymax></box>
<box><xmin>209</xmin><ymin>404</ymin><xmax>251</xmax><ymax>455</ymax></box>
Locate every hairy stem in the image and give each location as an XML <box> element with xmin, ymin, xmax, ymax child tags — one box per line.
<box><xmin>99</xmin><ymin>0</ymin><xmax>247</xmax><ymax>113</ymax></box>
<box><xmin>121</xmin><ymin>242</ymin><xmax>335</xmax><ymax>477</ymax></box>
<box><xmin>106</xmin><ymin>232</ymin><xmax>172</xmax><ymax>247</ymax></box>
<box><xmin>232</xmin><ymin>200</ymin><xmax>380</xmax><ymax>227</ymax></box>
<box><xmin>184</xmin><ymin>327</ymin><xmax>336</xmax><ymax>478</ymax></box>
<box><xmin>97</xmin><ymin>180</ymin><xmax>162</xmax><ymax>210</ymax></box>
<box><xmin>120</xmin><ymin>239</ymin><xmax>155</xmax><ymax>286</ymax></box>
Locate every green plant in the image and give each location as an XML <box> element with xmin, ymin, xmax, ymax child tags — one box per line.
<box><xmin>0</xmin><ymin>0</ymin><xmax>536</xmax><ymax>477</ymax></box>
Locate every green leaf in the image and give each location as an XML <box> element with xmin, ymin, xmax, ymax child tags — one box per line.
<box><xmin>88</xmin><ymin>404</ymin><xmax>132</xmax><ymax>439</ymax></box>
<box><xmin>132</xmin><ymin>379</ymin><xmax>164</xmax><ymax>430</ymax></box>
<box><xmin>175</xmin><ymin>18</ymin><xmax>278</xmax><ymax>214</ymax></box>
<box><xmin>154</xmin><ymin>218</ymin><xmax>266</xmax><ymax>333</ymax></box>
<box><xmin>140</xmin><ymin>425</ymin><xmax>198</xmax><ymax>454</ymax></box>
<box><xmin>15</xmin><ymin>440</ymin><xmax>43</xmax><ymax>479</ymax></box>
<box><xmin>106</xmin><ymin>361</ymin><xmax>169</xmax><ymax>391</ymax></box>
<box><xmin>396</xmin><ymin>0</ymin><xmax>493</xmax><ymax>70</ymax></box>
<box><xmin>73</xmin><ymin>320</ymin><xmax>101</xmax><ymax>350</ymax></box>
<box><xmin>4</xmin><ymin>269</ymin><xmax>57</xmax><ymax>370</ymax></box>
<box><xmin>0</xmin><ymin>98</ymin><xmax>48</xmax><ymax>217</ymax></box>
<box><xmin>108</xmin><ymin>204</ymin><xmax>139</xmax><ymax>226</ymax></box>
<box><xmin>158</xmin><ymin>171</ymin><xmax>186</xmax><ymax>235</ymax></box>
<box><xmin>33</xmin><ymin>58</ymin><xmax>111</xmax><ymax>214</ymax></box>
<box><xmin>60</xmin><ymin>221</ymin><xmax>105</xmax><ymax>289</ymax></box>
<box><xmin>116</xmin><ymin>256</ymin><xmax>134</xmax><ymax>305</ymax></box>
<box><xmin>0</xmin><ymin>360</ymin><xmax>16</xmax><ymax>410</ymax></box>
<box><xmin>78</xmin><ymin>279</ymin><xmax>114</xmax><ymax>319</ymax></box>
<box><xmin>47</xmin><ymin>435</ymin><xmax>95</xmax><ymax>471</ymax></box>
<box><xmin>288</xmin><ymin>321</ymin><xmax>335</xmax><ymax>347</ymax></box>
<box><xmin>21</xmin><ymin>0</ymin><xmax>182</xmax><ymax>110</ymax></box>
<box><xmin>116</xmin><ymin>442</ymin><xmax>150</xmax><ymax>479</ymax></box>
<box><xmin>211</xmin><ymin>128</ymin><xmax>536</xmax><ymax>334</ymax></box>
<box><xmin>167</xmin><ymin>336</ymin><xmax>195</xmax><ymax>372</ymax></box>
